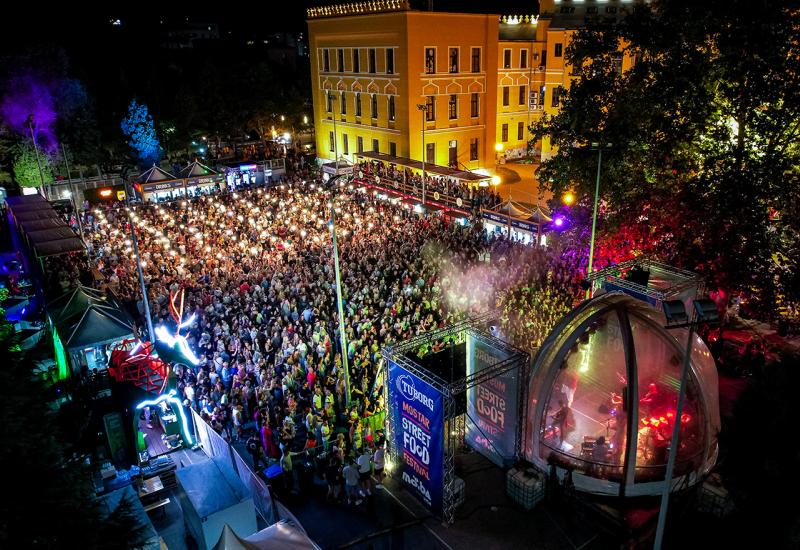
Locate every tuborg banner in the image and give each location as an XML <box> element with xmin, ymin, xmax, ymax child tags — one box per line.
<box><xmin>387</xmin><ymin>359</ymin><xmax>444</xmax><ymax>517</ymax></box>
<box><xmin>465</xmin><ymin>333</ymin><xmax>519</xmax><ymax>467</ymax></box>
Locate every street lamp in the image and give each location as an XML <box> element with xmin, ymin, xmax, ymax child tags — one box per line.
<box><xmin>26</xmin><ymin>114</ymin><xmax>47</xmax><ymax>198</ymax></box>
<box><xmin>416</xmin><ymin>103</ymin><xmax>428</xmax><ymax>205</ymax></box>
<box><xmin>327</xmin><ymin>174</ymin><xmax>351</xmax><ymax>407</ymax></box>
<box><xmin>122</xmin><ymin>184</ymin><xmax>155</xmax><ymax>340</ymax></box>
<box><xmin>585</xmin><ymin>141</ymin><xmax>612</xmax><ymax>300</ymax></box>
<box><xmin>655</xmin><ymin>297</ymin><xmax>720</xmax><ymax>550</ymax></box>
<box><xmin>60</xmin><ymin>143</ymin><xmax>86</xmax><ymax>247</ymax></box>
<box><xmin>329</xmin><ymin>92</ymin><xmax>340</xmax><ymax>173</ymax></box>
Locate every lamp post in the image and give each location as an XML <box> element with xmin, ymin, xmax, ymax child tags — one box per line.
<box><xmin>328</xmin><ymin>91</ymin><xmax>340</xmax><ymax>174</ymax></box>
<box><xmin>26</xmin><ymin>115</ymin><xmax>48</xmax><ymax>198</ymax></box>
<box><xmin>416</xmin><ymin>103</ymin><xmax>428</xmax><ymax>205</ymax></box>
<box><xmin>328</xmin><ymin>175</ymin><xmax>351</xmax><ymax>407</ymax></box>
<box><xmin>123</xmin><ymin>180</ymin><xmax>155</xmax><ymax>340</ymax></box>
<box><xmin>655</xmin><ymin>298</ymin><xmax>720</xmax><ymax>550</ymax></box>
<box><xmin>585</xmin><ymin>142</ymin><xmax>611</xmax><ymax>300</ymax></box>
<box><xmin>61</xmin><ymin>143</ymin><xmax>86</xmax><ymax>246</ymax></box>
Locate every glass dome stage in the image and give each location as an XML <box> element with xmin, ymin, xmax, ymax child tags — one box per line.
<box><xmin>523</xmin><ymin>292</ymin><xmax>720</xmax><ymax>497</ymax></box>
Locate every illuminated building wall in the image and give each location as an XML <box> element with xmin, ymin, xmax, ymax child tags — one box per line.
<box><xmin>308</xmin><ymin>1</ymin><xmax>641</xmax><ymax>168</ymax></box>
<box><xmin>308</xmin><ymin>1</ymin><xmax>498</xmax><ymax>172</ymax></box>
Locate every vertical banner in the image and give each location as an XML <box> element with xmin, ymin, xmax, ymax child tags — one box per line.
<box><xmin>103</xmin><ymin>412</ymin><xmax>129</xmax><ymax>464</ymax></box>
<box><xmin>388</xmin><ymin>360</ymin><xmax>444</xmax><ymax>517</ymax></box>
<box><xmin>465</xmin><ymin>333</ymin><xmax>518</xmax><ymax>466</ymax></box>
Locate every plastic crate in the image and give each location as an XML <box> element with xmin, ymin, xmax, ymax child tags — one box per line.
<box><xmin>696</xmin><ymin>478</ymin><xmax>735</xmax><ymax>517</ymax></box>
<box><xmin>506</xmin><ymin>468</ymin><xmax>545</xmax><ymax>511</ymax></box>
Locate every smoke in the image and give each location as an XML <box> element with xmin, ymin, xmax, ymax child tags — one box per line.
<box><xmin>421</xmin><ymin>240</ymin><xmax>500</xmax><ymax>315</ymax></box>
<box><xmin>0</xmin><ymin>75</ymin><xmax>59</xmax><ymax>152</ymax></box>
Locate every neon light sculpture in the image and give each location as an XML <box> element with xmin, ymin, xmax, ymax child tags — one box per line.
<box><xmin>153</xmin><ymin>289</ymin><xmax>199</xmax><ymax>366</ymax></box>
<box><xmin>108</xmin><ymin>289</ymin><xmax>199</xmax><ymax>393</ymax></box>
<box><xmin>135</xmin><ymin>389</ymin><xmax>194</xmax><ymax>446</ymax></box>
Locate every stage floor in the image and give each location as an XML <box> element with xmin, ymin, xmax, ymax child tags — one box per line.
<box><xmin>139</xmin><ymin>418</ymin><xmax>171</xmax><ymax>457</ymax></box>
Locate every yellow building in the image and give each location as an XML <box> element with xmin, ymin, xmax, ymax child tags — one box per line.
<box><xmin>307</xmin><ymin>0</ymin><xmax>641</xmax><ymax>173</ymax></box>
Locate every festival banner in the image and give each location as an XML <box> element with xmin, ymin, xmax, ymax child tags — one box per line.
<box><xmin>387</xmin><ymin>360</ymin><xmax>444</xmax><ymax>517</ymax></box>
<box><xmin>465</xmin><ymin>333</ymin><xmax>518</xmax><ymax>467</ymax></box>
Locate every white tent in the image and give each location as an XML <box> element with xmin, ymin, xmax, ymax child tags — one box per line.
<box><xmin>212</xmin><ymin>521</ymin><xmax>320</xmax><ymax>550</ymax></box>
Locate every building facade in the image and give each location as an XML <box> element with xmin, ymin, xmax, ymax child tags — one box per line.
<box><xmin>307</xmin><ymin>0</ymin><xmax>639</xmax><ymax>172</ymax></box>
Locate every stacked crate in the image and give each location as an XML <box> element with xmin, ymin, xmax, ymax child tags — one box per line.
<box><xmin>506</xmin><ymin>468</ymin><xmax>545</xmax><ymax>510</ymax></box>
<box><xmin>695</xmin><ymin>474</ymin><xmax>735</xmax><ymax>517</ymax></box>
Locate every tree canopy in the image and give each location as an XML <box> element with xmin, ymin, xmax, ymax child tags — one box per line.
<box><xmin>120</xmin><ymin>99</ymin><xmax>162</xmax><ymax>169</ymax></box>
<box><xmin>533</xmin><ymin>0</ymin><xmax>800</xmax><ymax>318</ymax></box>
<box><xmin>12</xmin><ymin>142</ymin><xmax>52</xmax><ymax>188</ymax></box>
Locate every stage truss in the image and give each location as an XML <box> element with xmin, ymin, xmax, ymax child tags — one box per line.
<box><xmin>382</xmin><ymin>314</ymin><xmax>530</xmax><ymax>523</ymax></box>
<box><xmin>587</xmin><ymin>257</ymin><xmax>705</xmax><ymax>308</ymax></box>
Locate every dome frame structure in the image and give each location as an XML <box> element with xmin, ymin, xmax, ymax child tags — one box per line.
<box><xmin>524</xmin><ymin>292</ymin><xmax>720</xmax><ymax>497</ymax></box>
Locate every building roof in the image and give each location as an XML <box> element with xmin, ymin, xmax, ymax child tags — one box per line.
<box><xmin>180</xmin><ymin>160</ymin><xmax>218</xmax><ymax>178</ymax></box>
<box><xmin>307</xmin><ymin>0</ymin><xmax>410</xmax><ymax>19</ymax></box>
<box><xmin>499</xmin><ymin>16</ymin><xmax>539</xmax><ymax>41</ymax></box>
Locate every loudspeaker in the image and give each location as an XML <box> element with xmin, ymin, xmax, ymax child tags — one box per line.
<box><xmin>626</xmin><ymin>266</ymin><xmax>650</xmax><ymax>287</ymax></box>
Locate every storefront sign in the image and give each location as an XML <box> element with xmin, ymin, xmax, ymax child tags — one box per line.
<box><xmin>465</xmin><ymin>333</ymin><xmax>518</xmax><ymax>466</ymax></box>
<box><xmin>186</xmin><ymin>176</ymin><xmax>220</xmax><ymax>186</ymax></box>
<box><xmin>142</xmin><ymin>180</ymin><xmax>184</xmax><ymax>193</ymax></box>
<box><xmin>481</xmin><ymin>211</ymin><xmax>538</xmax><ymax>233</ymax></box>
<box><xmin>388</xmin><ymin>360</ymin><xmax>444</xmax><ymax>517</ymax></box>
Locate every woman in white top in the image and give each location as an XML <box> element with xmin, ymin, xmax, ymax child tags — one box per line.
<box><xmin>373</xmin><ymin>443</ymin><xmax>386</xmax><ymax>488</ymax></box>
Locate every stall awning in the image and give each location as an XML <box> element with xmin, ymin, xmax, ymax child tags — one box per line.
<box><xmin>27</xmin><ymin>226</ymin><xmax>79</xmax><ymax>243</ymax></box>
<box><xmin>33</xmin><ymin>237</ymin><xmax>85</xmax><ymax>258</ymax></box>
<box><xmin>18</xmin><ymin>218</ymin><xmax>64</xmax><ymax>231</ymax></box>
<box><xmin>51</xmin><ymin>289</ymin><xmax>135</xmax><ymax>350</ymax></box>
<box><xmin>180</xmin><ymin>160</ymin><xmax>218</xmax><ymax>179</ymax></box>
<box><xmin>137</xmin><ymin>164</ymin><xmax>178</xmax><ymax>184</ymax></box>
<box><xmin>356</xmin><ymin>151</ymin><xmax>489</xmax><ymax>183</ymax></box>
<box><xmin>11</xmin><ymin>209</ymin><xmax>61</xmax><ymax>222</ymax></box>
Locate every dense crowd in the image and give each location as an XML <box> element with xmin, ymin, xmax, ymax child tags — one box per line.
<box><xmin>79</xmin><ymin>176</ymin><xmax>583</xmax><ymax>501</ymax></box>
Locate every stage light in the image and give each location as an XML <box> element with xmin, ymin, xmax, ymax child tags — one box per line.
<box><xmin>554</xmin><ymin>216</ymin><xmax>565</xmax><ymax>227</ymax></box>
<box><xmin>491</xmin><ymin>176</ymin><xmax>501</xmax><ymax>186</ymax></box>
<box><xmin>563</xmin><ymin>192</ymin><xmax>575</xmax><ymax>205</ymax></box>
<box><xmin>495</xmin><ymin>143</ymin><xmax>504</xmax><ymax>152</ymax></box>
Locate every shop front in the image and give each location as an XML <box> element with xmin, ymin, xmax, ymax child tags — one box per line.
<box><xmin>481</xmin><ymin>210</ymin><xmax>543</xmax><ymax>245</ymax></box>
<box><xmin>137</xmin><ymin>180</ymin><xmax>187</xmax><ymax>203</ymax></box>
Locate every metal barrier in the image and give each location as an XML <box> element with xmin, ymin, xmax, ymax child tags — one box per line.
<box><xmin>191</xmin><ymin>409</ymin><xmax>276</xmax><ymax>523</ymax></box>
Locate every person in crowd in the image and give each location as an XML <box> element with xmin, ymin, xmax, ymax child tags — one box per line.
<box><xmin>342</xmin><ymin>457</ymin><xmax>363</xmax><ymax>506</ymax></box>
<box><xmin>357</xmin><ymin>446</ymin><xmax>373</xmax><ymax>497</ymax></box>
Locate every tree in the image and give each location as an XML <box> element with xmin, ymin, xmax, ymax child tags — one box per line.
<box><xmin>55</xmin><ymin>79</ymin><xmax>102</xmax><ymax>167</ymax></box>
<box><xmin>532</xmin><ymin>0</ymin><xmax>800</xmax><ymax>317</ymax></box>
<box><xmin>12</xmin><ymin>142</ymin><xmax>52</xmax><ymax>188</ymax></box>
<box><xmin>0</xmin><ymin>307</ymin><xmax>148</xmax><ymax>548</ymax></box>
<box><xmin>120</xmin><ymin>99</ymin><xmax>162</xmax><ymax>169</ymax></box>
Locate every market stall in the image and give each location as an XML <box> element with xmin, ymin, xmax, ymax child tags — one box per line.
<box><xmin>134</xmin><ymin>165</ymin><xmax>185</xmax><ymax>203</ymax></box>
<box><xmin>180</xmin><ymin>160</ymin><xmax>225</xmax><ymax>197</ymax></box>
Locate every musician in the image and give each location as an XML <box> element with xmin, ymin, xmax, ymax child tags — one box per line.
<box><xmin>552</xmin><ymin>400</ymin><xmax>575</xmax><ymax>445</ymax></box>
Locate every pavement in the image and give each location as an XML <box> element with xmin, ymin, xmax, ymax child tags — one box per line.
<box><xmin>261</xmin><ymin>448</ymin><xmax>617</xmax><ymax>550</ymax></box>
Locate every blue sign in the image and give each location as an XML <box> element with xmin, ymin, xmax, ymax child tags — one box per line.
<box><xmin>465</xmin><ymin>334</ymin><xmax>518</xmax><ymax>467</ymax></box>
<box><xmin>481</xmin><ymin>211</ymin><xmax>539</xmax><ymax>232</ymax></box>
<box><xmin>388</xmin><ymin>360</ymin><xmax>444</xmax><ymax>517</ymax></box>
